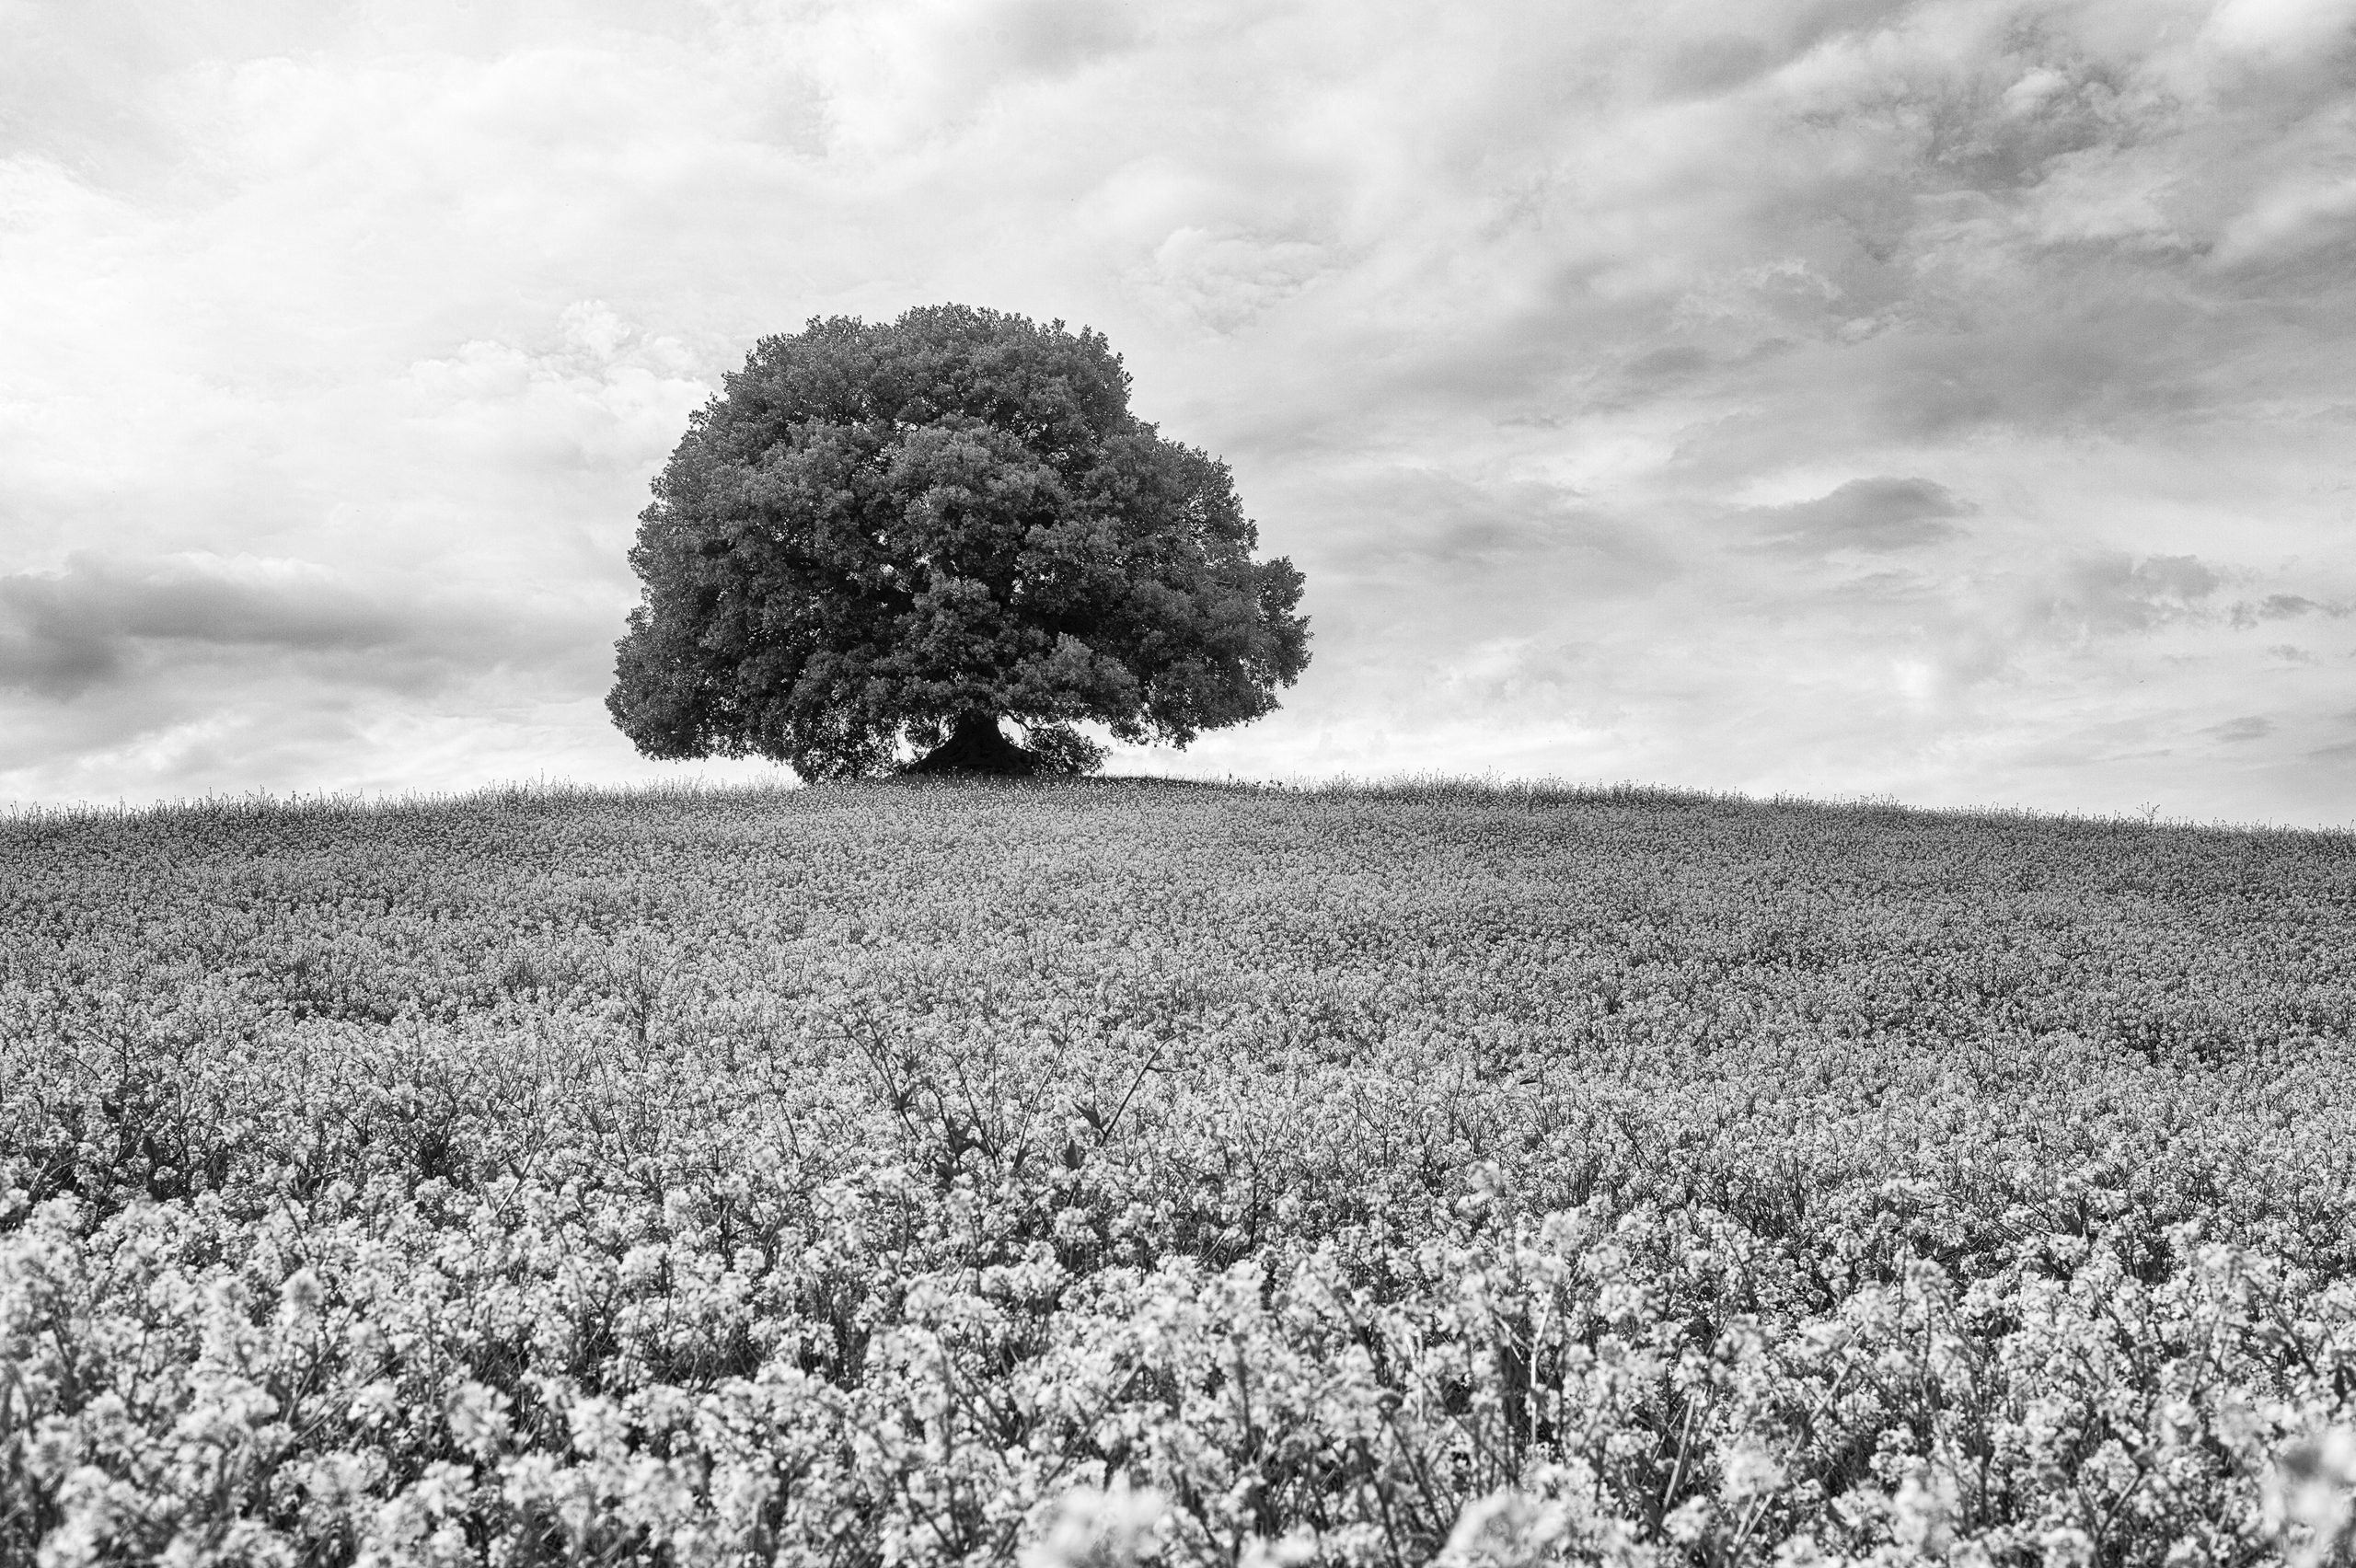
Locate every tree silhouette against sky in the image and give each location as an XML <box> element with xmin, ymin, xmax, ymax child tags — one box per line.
<box><xmin>609</xmin><ymin>305</ymin><xmax>1311</xmax><ymax>779</ymax></box>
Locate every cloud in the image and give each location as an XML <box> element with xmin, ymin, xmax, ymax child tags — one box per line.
<box><xmin>2199</xmin><ymin>0</ymin><xmax>2356</xmax><ymax>65</ymax></box>
<box><xmin>0</xmin><ymin>554</ymin><xmax>603</xmax><ymax>701</ymax></box>
<box><xmin>2034</xmin><ymin>552</ymin><xmax>2223</xmax><ymax>638</ymax></box>
<box><xmin>2299</xmin><ymin>709</ymin><xmax>2356</xmax><ymax>762</ymax></box>
<box><xmin>0</xmin><ymin>556</ymin><xmax>398</xmax><ymax>698</ymax></box>
<box><xmin>1744</xmin><ymin>477</ymin><xmax>1973</xmax><ymax>555</ymax></box>
<box><xmin>1301</xmin><ymin>467</ymin><xmax>1657</xmax><ymax>581</ymax></box>
<box><xmin>0</xmin><ymin>0</ymin><xmax>2353</xmax><ymax>822</ymax></box>
<box><xmin>800</xmin><ymin>0</ymin><xmax>1143</xmax><ymax>155</ymax></box>
<box><xmin>1438</xmin><ymin>635</ymin><xmax>1603</xmax><ymax>711</ymax></box>
<box><xmin>1655</xmin><ymin>34</ymin><xmax>1776</xmax><ymax>99</ymax></box>
<box><xmin>2213</xmin><ymin>173</ymin><xmax>2356</xmax><ymax>267</ymax></box>
<box><xmin>1133</xmin><ymin>226</ymin><xmax>1338</xmax><ymax>333</ymax></box>
<box><xmin>2208</xmin><ymin>714</ymin><xmax>2272</xmax><ymax>743</ymax></box>
<box><xmin>0</xmin><ymin>547</ymin><xmax>650</xmax><ymax>801</ymax></box>
<box><xmin>2227</xmin><ymin>593</ymin><xmax>2351</xmax><ymax>627</ymax></box>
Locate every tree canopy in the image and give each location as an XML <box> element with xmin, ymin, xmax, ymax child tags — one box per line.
<box><xmin>607</xmin><ymin>305</ymin><xmax>1311</xmax><ymax>779</ymax></box>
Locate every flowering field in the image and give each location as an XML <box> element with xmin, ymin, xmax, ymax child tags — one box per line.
<box><xmin>6</xmin><ymin>776</ymin><xmax>2356</xmax><ymax>1568</ymax></box>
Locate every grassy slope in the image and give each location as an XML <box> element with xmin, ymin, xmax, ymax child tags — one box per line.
<box><xmin>6</xmin><ymin>775</ymin><xmax>2356</xmax><ymax>1564</ymax></box>
<box><xmin>8</xmin><ymin>775</ymin><xmax>2352</xmax><ymax>1268</ymax></box>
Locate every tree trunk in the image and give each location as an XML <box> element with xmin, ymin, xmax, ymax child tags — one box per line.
<box><xmin>907</xmin><ymin>711</ymin><xmax>1038</xmax><ymax>776</ymax></box>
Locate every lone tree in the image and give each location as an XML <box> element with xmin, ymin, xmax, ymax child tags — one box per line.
<box><xmin>607</xmin><ymin>305</ymin><xmax>1311</xmax><ymax>778</ymax></box>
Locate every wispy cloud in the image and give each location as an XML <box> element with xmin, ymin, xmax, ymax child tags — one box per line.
<box><xmin>2209</xmin><ymin>714</ymin><xmax>2272</xmax><ymax>743</ymax></box>
<box><xmin>1743</xmin><ymin>478</ymin><xmax>1975</xmax><ymax>556</ymax></box>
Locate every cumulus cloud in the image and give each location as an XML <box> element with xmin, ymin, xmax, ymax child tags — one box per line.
<box><xmin>1134</xmin><ymin>227</ymin><xmax>1338</xmax><ymax>334</ymax></box>
<box><xmin>2039</xmin><ymin>553</ymin><xmax>2224</xmax><ymax>637</ymax></box>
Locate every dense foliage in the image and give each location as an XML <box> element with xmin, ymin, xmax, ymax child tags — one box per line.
<box><xmin>606</xmin><ymin>306</ymin><xmax>1311</xmax><ymax>779</ymax></box>
<box><xmin>5</xmin><ymin>777</ymin><xmax>2355</xmax><ymax>1567</ymax></box>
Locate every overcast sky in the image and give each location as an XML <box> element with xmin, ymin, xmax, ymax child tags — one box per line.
<box><xmin>4</xmin><ymin>0</ymin><xmax>2353</xmax><ymax>824</ymax></box>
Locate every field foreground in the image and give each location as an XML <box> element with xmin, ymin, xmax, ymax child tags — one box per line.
<box><xmin>6</xmin><ymin>777</ymin><xmax>2356</xmax><ymax>1567</ymax></box>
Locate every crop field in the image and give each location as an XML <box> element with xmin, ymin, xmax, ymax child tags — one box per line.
<box><xmin>5</xmin><ymin>776</ymin><xmax>2356</xmax><ymax>1568</ymax></box>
